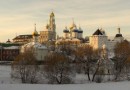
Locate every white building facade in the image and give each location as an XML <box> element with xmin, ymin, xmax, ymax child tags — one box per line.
<box><xmin>89</xmin><ymin>27</ymin><xmax>124</xmax><ymax>52</ymax></box>
<box><xmin>21</xmin><ymin>24</ymin><xmax>48</xmax><ymax>61</ymax></box>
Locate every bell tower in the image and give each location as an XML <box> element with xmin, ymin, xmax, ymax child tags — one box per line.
<box><xmin>49</xmin><ymin>12</ymin><xmax>56</xmax><ymax>40</ymax></box>
<box><xmin>32</xmin><ymin>23</ymin><xmax>38</xmax><ymax>43</ymax></box>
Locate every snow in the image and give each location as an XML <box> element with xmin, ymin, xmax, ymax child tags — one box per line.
<box><xmin>21</xmin><ymin>41</ymin><xmax>47</xmax><ymax>50</ymax></box>
<box><xmin>0</xmin><ymin>82</ymin><xmax>130</xmax><ymax>90</ymax></box>
<box><xmin>4</xmin><ymin>46</ymin><xmax>19</xmax><ymax>49</ymax></box>
<box><xmin>0</xmin><ymin>65</ymin><xmax>20</xmax><ymax>84</ymax></box>
<box><xmin>0</xmin><ymin>65</ymin><xmax>11</xmax><ymax>83</ymax></box>
<box><xmin>0</xmin><ymin>65</ymin><xmax>130</xmax><ymax>90</ymax></box>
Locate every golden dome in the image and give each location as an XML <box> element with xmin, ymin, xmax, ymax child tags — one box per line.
<box><xmin>70</xmin><ymin>22</ymin><xmax>76</xmax><ymax>30</ymax></box>
<box><xmin>50</xmin><ymin>12</ymin><xmax>54</xmax><ymax>17</ymax></box>
<box><xmin>32</xmin><ymin>24</ymin><xmax>38</xmax><ymax>36</ymax></box>
<box><xmin>32</xmin><ymin>30</ymin><xmax>38</xmax><ymax>36</ymax></box>
<box><xmin>46</xmin><ymin>24</ymin><xmax>49</xmax><ymax>29</ymax></box>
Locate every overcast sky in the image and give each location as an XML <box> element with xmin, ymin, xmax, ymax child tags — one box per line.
<box><xmin>0</xmin><ymin>0</ymin><xmax>130</xmax><ymax>42</ymax></box>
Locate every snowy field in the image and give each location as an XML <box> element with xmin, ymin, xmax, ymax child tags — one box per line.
<box><xmin>0</xmin><ymin>65</ymin><xmax>130</xmax><ymax>90</ymax></box>
<box><xmin>0</xmin><ymin>82</ymin><xmax>130</xmax><ymax>90</ymax></box>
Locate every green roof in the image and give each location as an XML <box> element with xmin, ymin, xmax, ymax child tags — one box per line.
<box><xmin>0</xmin><ymin>43</ymin><xmax>20</xmax><ymax>47</ymax></box>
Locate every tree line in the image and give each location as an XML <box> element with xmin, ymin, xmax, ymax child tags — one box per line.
<box><xmin>11</xmin><ymin>40</ymin><xmax>130</xmax><ymax>84</ymax></box>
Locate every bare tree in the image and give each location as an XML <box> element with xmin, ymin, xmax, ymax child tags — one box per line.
<box><xmin>56</xmin><ymin>41</ymin><xmax>74</xmax><ymax>56</ymax></box>
<box><xmin>125</xmin><ymin>56</ymin><xmax>130</xmax><ymax>80</ymax></box>
<box><xmin>74</xmin><ymin>45</ymin><xmax>102</xmax><ymax>81</ymax></box>
<box><xmin>11</xmin><ymin>49</ymin><xmax>39</xmax><ymax>83</ymax></box>
<box><xmin>113</xmin><ymin>40</ymin><xmax>130</xmax><ymax>80</ymax></box>
<box><xmin>44</xmin><ymin>52</ymin><xmax>73</xmax><ymax>84</ymax></box>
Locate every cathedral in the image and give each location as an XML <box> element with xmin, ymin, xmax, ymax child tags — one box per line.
<box><xmin>12</xmin><ymin>12</ymin><xmax>125</xmax><ymax>54</ymax></box>
<box><xmin>63</xmin><ymin>21</ymin><xmax>83</xmax><ymax>39</ymax></box>
<box><xmin>21</xmin><ymin>24</ymin><xmax>48</xmax><ymax>61</ymax></box>
<box><xmin>55</xmin><ymin>21</ymin><xmax>84</xmax><ymax>46</ymax></box>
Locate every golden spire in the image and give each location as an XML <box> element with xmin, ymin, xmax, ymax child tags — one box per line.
<box><xmin>34</xmin><ymin>23</ymin><xmax>36</xmax><ymax>31</ymax></box>
<box><xmin>70</xmin><ymin>18</ymin><xmax>76</xmax><ymax>30</ymax></box>
<box><xmin>32</xmin><ymin>23</ymin><xmax>38</xmax><ymax>36</ymax></box>
<box><xmin>50</xmin><ymin>11</ymin><xmax>54</xmax><ymax>17</ymax></box>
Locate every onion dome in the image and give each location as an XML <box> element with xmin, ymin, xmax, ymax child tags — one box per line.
<box><xmin>72</xmin><ymin>29</ymin><xmax>79</xmax><ymax>32</ymax></box>
<box><xmin>78</xmin><ymin>27</ymin><xmax>83</xmax><ymax>33</ymax></box>
<box><xmin>50</xmin><ymin>12</ymin><xmax>54</xmax><ymax>17</ymax></box>
<box><xmin>32</xmin><ymin>24</ymin><xmax>38</xmax><ymax>36</ymax></box>
<box><xmin>63</xmin><ymin>26</ymin><xmax>69</xmax><ymax>33</ymax></box>
<box><xmin>32</xmin><ymin>30</ymin><xmax>38</xmax><ymax>36</ymax></box>
<box><xmin>72</xmin><ymin>26</ymin><xmax>78</xmax><ymax>32</ymax></box>
<box><xmin>70</xmin><ymin>21</ymin><xmax>76</xmax><ymax>30</ymax></box>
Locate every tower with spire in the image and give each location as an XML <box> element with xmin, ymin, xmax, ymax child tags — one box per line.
<box><xmin>49</xmin><ymin>12</ymin><xmax>56</xmax><ymax>39</ymax></box>
<box><xmin>39</xmin><ymin>12</ymin><xmax>56</xmax><ymax>44</ymax></box>
<box><xmin>114</xmin><ymin>27</ymin><xmax>124</xmax><ymax>42</ymax></box>
<box><xmin>32</xmin><ymin>23</ymin><xmax>39</xmax><ymax>43</ymax></box>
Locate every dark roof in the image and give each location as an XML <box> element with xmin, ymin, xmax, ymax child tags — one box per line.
<box><xmin>13</xmin><ymin>35</ymin><xmax>33</xmax><ymax>40</ymax></box>
<box><xmin>72</xmin><ymin>29</ymin><xmax>79</xmax><ymax>32</ymax></box>
<box><xmin>115</xmin><ymin>34</ymin><xmax>123</xmax><ymax>37</ymax></box>
<box><xmin>63</xmin><ymin>29</ymin><xmax>69</xmax><ymax>33</ymax></box>
<box><xmin>78</xmin><ymin>30</ymin><xmax>83</xmax><ymax>33</ymax></box>
<box><xmin>6</xmin><ymin>39</ymin><xmax>11</xmax><ymax>43</ymax></box>
<box><xmin>93</xmin><ymin>29</ymin><xmax>103</xmax><ymax>35</ymax></box>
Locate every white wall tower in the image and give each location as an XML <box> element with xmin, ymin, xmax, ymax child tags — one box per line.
<box><xmin>89</xmin><ymin>29</ymin><xmax>108</xmax><ymax>49</ymax></box>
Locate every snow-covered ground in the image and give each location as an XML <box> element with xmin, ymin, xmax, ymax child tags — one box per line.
<box><xmin>0</xmin><ymin>65</ymin><xmax>130</xmax><ymax>90</ymax></box>
<box><xmin>0</xmin><ymin>82</ymin><xmax>130</xmax><ymax>90</ymax></box>
<box><xmin>0</xmin><ymin>65</ymin><xmax>20</xmax><ymax>84</ymax></box>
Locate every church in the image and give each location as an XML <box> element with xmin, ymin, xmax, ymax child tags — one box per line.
<box><xmin>56</xmin><ymin>21</ymin><xmax>84</xmax><ymax>47</ymax></box>
<box><xmin>39</xmin><ymin>12</ymin><xmax>56</xmax><ymax>44</ymax></box>
<box><xmin>11</xmin><ymin>12</ymin><xmax>125</xmax><ymax>61</ymax></box>
<box><xmin>12</xmin><ymin>12</ymin><xmax>56</xmax><ymax>45</ymax></box>
<box><xmin>63</xmin><ymin>21</ymin><xmax>83</xmax><ymax>39</ymax></box>
<box><xmin>20</xmin><ymin>24</ymin><xmax>48</xmax><ymax>61</ymax></box>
